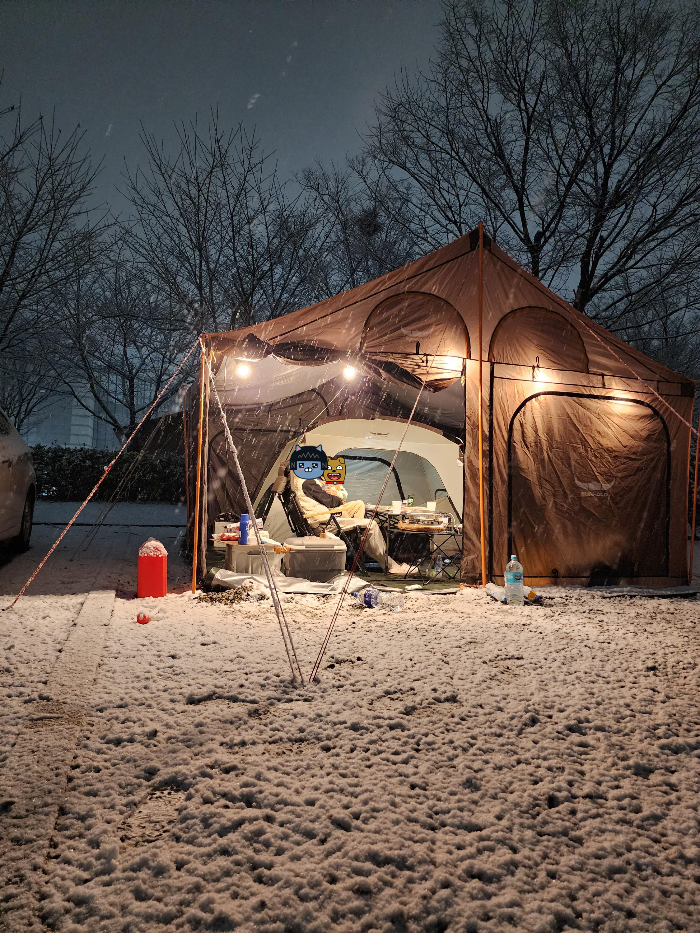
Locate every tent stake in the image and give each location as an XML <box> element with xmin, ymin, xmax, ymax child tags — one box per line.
<box><xmin>191</xmin><ymin>337</ymin><xmax>207</xmax><ymax>594</ymax></box>
<box><xmin>478</xmin><ymin>222</ymin><xmax>487</xmax><ymax>586</ymax></box>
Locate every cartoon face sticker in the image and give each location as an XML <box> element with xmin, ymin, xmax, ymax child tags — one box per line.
<box><xmin>290</xmin><ymin>444</ymin><xmax>328</xmax><ymax>479</ymax></box>
<box><xmin>323</xmin><ymin>456</ymin><xmax>346</xmax><ymax>485</ymax></box>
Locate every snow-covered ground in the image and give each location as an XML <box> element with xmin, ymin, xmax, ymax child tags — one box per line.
<box><xmin>1</xmin><ymin>505</ymin><xmax>699</xmax><ymax>932</ymax></box>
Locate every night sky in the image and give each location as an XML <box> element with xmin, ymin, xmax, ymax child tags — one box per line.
<box><xmin>0</xmin><ymin>0</ymin><xmax>442</xmax><ymax>214</ymax></box>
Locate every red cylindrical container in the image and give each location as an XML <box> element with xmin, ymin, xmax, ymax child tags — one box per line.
<box><xmin>137</xmin><ymin>538</ymin><xmax>168</xmax><ymax>598</ymax></box>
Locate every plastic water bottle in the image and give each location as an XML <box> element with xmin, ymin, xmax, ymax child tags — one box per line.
<box><xmin>354</xmin><ymin>587</ymin><xmax>379</xmax><ymax>607</ymax></box>
<box><xmin>352</xmin><ymin>588</ymin><xmax>405</xmax><ymax>611</ymax></box>
<box><xmin>505</xmin><ymin>555</ymin><xmax>524</xmax><ymax>605</ymax></box>
<box><xmin>239</xmin><ymin>513</ymin><xmax>249</xmax><ymax>546</ymax></box>
<box><xmin>378</xmin><ymin>590</ymin><xmax>405</xmax><ymax>612</ymax></box>
<box><xmin>433</xmin><ymin>555</ymin><xmax>443</xmax><ymax>577</ymax></box>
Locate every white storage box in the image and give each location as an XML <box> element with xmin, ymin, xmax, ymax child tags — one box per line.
<box><xmin>282</xmin><ymin>535</ymin><xmax>347</xmax><ymax>582</ymax></box>
<box><xmin>225</xmin><ymin>542</ymin><xmax>283</xmax><ymax>576</ymax></box>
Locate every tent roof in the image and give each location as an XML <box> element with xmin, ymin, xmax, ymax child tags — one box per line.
<box><xmin>209</xmin><ymin>229</ymin><xmax>692</xmax><ymax>388</ymax></box>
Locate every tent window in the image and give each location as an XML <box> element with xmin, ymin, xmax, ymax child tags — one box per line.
<box><xmin>489</xmin><ymin>307</ymin><xmax>589</xmax><ymax>373</ymax></box>
<box><xmin>361</xmin><ymin>292</ymin><xmax>469</xmax><ymax>390</ymax></box>
<box><xmin>338</xmin><ymin>448</ymin><xmax>460</xmax><ymax>519</ymax></box>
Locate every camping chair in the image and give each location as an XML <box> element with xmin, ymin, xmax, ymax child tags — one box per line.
<box><xmin>272</xmin><ymin>464</ymin><xmax>367</xmax><ymax>572</ymax></box>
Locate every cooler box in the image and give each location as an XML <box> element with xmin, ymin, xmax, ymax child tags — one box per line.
<box><xmin>282</xmin><ymin>536</ymin><xmax>347</xmax><ymax>582</ymax></box>
<box><xmin>226</xmin><ymin>542</ymin><xmax>283</xmax><ymax>576</ymax></box>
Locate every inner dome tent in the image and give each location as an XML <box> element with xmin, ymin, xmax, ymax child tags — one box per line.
<box><xmin>186</xmin><ymin>228</ymin><xmax>695</xmax><ymax>587</ymax></box>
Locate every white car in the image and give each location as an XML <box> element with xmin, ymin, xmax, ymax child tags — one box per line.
<box><xmin>0</xmin><ymin>409</ymin><xmax>36</xmax><ymax>550</ymax></box>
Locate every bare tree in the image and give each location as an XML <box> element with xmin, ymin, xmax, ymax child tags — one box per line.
<box><xmin>0</xmin><ymin>91</ymin><xmax>99</xmax><ymax>356</ymax></box>
<box><xmin>0</xmin><ymin>337</ymin><xmax>64</xmax><ymax>433</ymax></box>
<box><xmin>300</xmin><ymin>157</ymin><xmax>419</xmax><ymax>299</ymax></box>
<box><xmin>365</xmin><ymin>0</ymin><xmax>700</xmax><ymax>333</ymax></box>
<box><xmin>124</xmin><ymin>115</ymin><xmax>316</xmax><ymax>332</ymax></box>
<box><xmin>51</xmin><ymin>239</ymin><xmax>194</xmax><ymax>442</ymax></box>
<box><xmin>624</xmin><ymin>292</ymin><xmax>700</xmax><ymax>379</ymax></box>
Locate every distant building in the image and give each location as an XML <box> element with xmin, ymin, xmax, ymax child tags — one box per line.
<box><xmin>22</xmin><ymin>392</ymin><xmax>120</xmax><ymax>450</ymax></box>
<box><xmin>20</xmin><ymin>381</ymin><xmax>187</xmax><ymax>450</ymax></box>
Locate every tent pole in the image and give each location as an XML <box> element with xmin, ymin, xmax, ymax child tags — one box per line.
<box><xmin>478</xmin><ymin>222</ymin><xmax>487</xmax><ymax>586</ymax></box>
<box><xmin>689</xmin><ymin>384</ymin><xmax>699</xmax><ymax>585</ymax></box>
<box><xmin>191</xmin><ymin>337</ymin><xmax>207</xmax><ymax>594</ymax></box>
<box><xmin>183</xmin><ymin>397</ymin><xmax>190</xmax><ymax>528</ymax></box>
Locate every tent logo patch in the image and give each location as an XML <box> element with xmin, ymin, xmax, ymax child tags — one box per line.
<box><xmin>290</xmin><ymin>445</ymin><xmax>328</xmax><ymax>479</ymax></box>
<box><xmin>575</xmin><ymin>478</ymin><xmax>613</xmax><ymax>497</ymax></box>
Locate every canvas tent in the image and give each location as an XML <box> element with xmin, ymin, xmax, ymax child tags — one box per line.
<box><xmin>186</xmin><ymin>227</ymin><xmax>695</xmax><ymax>587</ymax></box>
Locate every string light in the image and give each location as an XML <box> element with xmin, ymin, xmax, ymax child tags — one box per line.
<box><xmin>343</xmin><ymin>366</ymin><xmax>357</xmax><ymax>380</ymax></box>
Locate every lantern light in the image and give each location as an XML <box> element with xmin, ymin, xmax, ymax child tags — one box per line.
<box><xmin>442</xmin><ymin>356</ymin><xmax>463</xmax><ymax>373</ymax></box>
<box><xmin>532</xmin><ymin>355</ymin><xmax>551</xmax><ymax>383</ymax></box>
<box><xmin>236</xmin><ymin>363</ymin><xmax>251</xmax><ymax>378</ymax></box>
<box><xmin>343</xmin><ymin>366</ymin><xmax>357</xmax><ymax>380</ymax></box>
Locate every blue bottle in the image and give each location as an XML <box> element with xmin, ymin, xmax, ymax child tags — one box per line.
<box><xmin>239</xmin><ymin>513</ymin><xmax>249</xmax><ymax>545</ymax></box>
<box><xmin>353</xmin><ymin>587</ymin><xmax>379</xmax><ymax>607</ymax></box>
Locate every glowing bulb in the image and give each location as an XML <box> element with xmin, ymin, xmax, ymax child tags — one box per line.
<box><xmin>533</xmin><ymin>367</ymin><xmax>550</xmax><ymax>382</ymax></box>
<box><xmin>442</xmin><ymin>356</ymin><xmax>463</xmax><ymax>372</ymax></box>
<box><xmin>613</xmin><ymin>397</ymin><xmax>633</xmax><ymax>406</ymax></box>
<box><xmin>236</xmin><ymin>363</ymin><xmax>251</xmax><ymax>378</ymax></box>
<box><xmin>343</xmin><ymin>366</ymin><xmax>357</xmax><ymax>380</ymax></box>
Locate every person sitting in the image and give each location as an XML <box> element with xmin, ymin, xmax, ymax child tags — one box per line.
<box><xmin>288</xmin><ymin>446</ymin><xmax>413</xmax><ymax>575</ymax></box>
